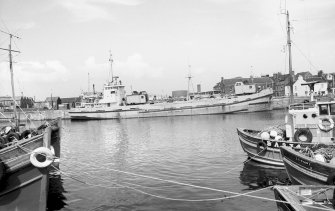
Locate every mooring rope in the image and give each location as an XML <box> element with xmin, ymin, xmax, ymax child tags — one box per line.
<box><xmin>6</xmin><ymin>144</ymin><xmax>334</xmax><ymax>210</ymax></box>
<box><xmin>60</xmin><ymin>140</ymin><xmax>269</xmax><ymax>183</ymax></box>
<box><xmin>50</xmin><ymin>163</ymin><xmax>274</xmax><ymax>202</ymax></box>
<box><xmin>285</xmin><ymin>186</ymin><xmax>334</xmax><ymax>210</ymax></box>
<box><xmin>51</xmin><ymin>163</ymin><xmax>335</xmax><ymax>210</ymax></box>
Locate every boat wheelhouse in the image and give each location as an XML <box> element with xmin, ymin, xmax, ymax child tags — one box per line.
<box><xmin>237</xmin><ymin>99</ymin><xmax>335</xmax><ymax>166</ymax></box>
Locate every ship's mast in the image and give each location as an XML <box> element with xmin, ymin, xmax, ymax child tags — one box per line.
<box><xmin>186</xmin><ymin>65</ymin><xmax>192</xmax><ymax>101</ymax></box>
<box><xmin>286</xmin><ymin>11</ymin><xmax>294</xmax><ymax>104</ymax></box>
<box><xmin>0</xmin><ymin>30</ymin><xmax>20</xmax><ymax>128</ymax></box>
<box><xmin>88</xmin><ymin>72</ymin><xmax>90</xmax><ymax>92</ymax></box>
<box><xmin>109</xmin><ymin>51</ymin><xmax>113</xmax><ymax>83</ymax></box>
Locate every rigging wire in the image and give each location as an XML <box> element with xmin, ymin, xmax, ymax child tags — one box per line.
<box><xmin>291</xmin><ymin>41</ymin><xmax>319</xmax><ymax>72</ymax></box>
<box><xmin>0</xmin><ymin>17</ymin><xmax>11</xmax><ymax>35</ymax></box>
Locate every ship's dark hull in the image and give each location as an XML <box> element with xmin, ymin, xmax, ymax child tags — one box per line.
<box><xmin>0</xmin><ymin>120</ymin><xmax>61</xmax><ymax>211</ymax></box>
<box><xmin>237</xmin><ymin>128</ymin><xmax>334</xmax><ymax>167</ymax></box>
<box><xmin>281</xmin><ymin>146</ymin><xmax>334</xmax><ymax>185</ymax></box>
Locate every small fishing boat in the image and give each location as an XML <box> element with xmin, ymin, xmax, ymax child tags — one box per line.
<box><xmin>0</xmin><ymin>120</ymin><xmax>61</xmax><ymax>211</ymax></box>
<box><xmin>237</xmin><ymin>11</ymin><xmax>335</xmax><ymax>166</ymax></box>
<box><xmin>281</xmin><ymin>145</ymin><xmax>335</xmax><ymax>185</ymax></box>
<box><xmin>273</xmin><ymin>185</ymin><xmax>335</xmax><ymax>211</ymax></box>
<box><xmin>0</xmin><ymin>32</ymin><xmax>61</xmax><ymax>210</ymax></box>
<box><xmin>237</xmin><ymin>99</ymin><xmax>335</xmax><ymax>166</ymax></box>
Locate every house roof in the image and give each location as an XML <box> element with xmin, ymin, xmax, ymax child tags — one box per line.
<box><xmin>45</xmin><ymin>97</ymin><xmax>60</xmax><ymax>101</ymax></box>
<box><xmin>213</xmin><ymin>77</ymin><xmax>273</xmax><ymax>90</ymax></box>
<box><xmin>61</xmin><ymin>97</ymin><xmax>81</xmax><ymax>103</ymax></box>
<box><xmin>221</xmin><ymin>77</ymin><xmax>273</xmax><ymax>86</ymax></box>
<box><xmin>296</xmin><ymin>71</ymin><xmax>312</xmax><ymax>79</ymax></box>
<box><xmin>272</xmin><ymin>73</ymin><xmax>291</xmax><ymax>81</ymax></box>
<box><xmin>305</xmin><ymin>77</ymin><xmax>327</xmax><ymax>83</ymax></box>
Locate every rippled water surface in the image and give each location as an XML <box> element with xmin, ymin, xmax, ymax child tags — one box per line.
<box><xmin>52</xmin><ymin>110</ymin><xmax>290</xmax><ymax>211</ymax></box>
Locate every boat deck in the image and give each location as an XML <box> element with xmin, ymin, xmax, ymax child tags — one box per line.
<box><xmin>274</xmin><ymin>185</ymin><xmax>335</xmax><ymax>211</ymax></box>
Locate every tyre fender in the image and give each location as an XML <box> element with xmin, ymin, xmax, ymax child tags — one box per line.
<box><xmin>294</xmin><ymin>128</ymin><xmax>313</xmax><ymax>143</ymax></box>
<box><xmin>257</xmin><ymin>141</ymin><xmax>267</xmax><ymax>155</ymax></box>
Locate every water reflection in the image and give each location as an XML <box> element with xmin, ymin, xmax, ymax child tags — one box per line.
<box><xmin>59</xmin><ymin>110</ymin><xmax>290</xmax><ymax>210</ymax></box>
<box><xmin>239</xmin><ymin>160</ymin><xmax>290</xmax><ymax>190</ymax></box>
<box><xmin>47</xmin><ymin>174</ymin><xmax>67</xmax><ymax>211</ymax></box>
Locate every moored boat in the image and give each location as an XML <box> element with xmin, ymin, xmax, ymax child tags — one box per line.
<box><xmin>238</xmin><ymin>100</ymin><xmax>335</xmax><ymax>166</ymax></box>
<box><xmin>0</xmin><ymin>119</ymin><xmax>61</xmax><ymax>211</ymax></box>
<box><xmin>237</xmin><ymin>11</ymin><xmax>335</xmax><ymax>167</ymax></box>
<box><xmin>273</xmin><ymin>185</ymin><xmax>335</xmax><ymax>211</ymax></box>
<box><xmin>281</xmin><ymin>145</ymin><xmax>335</xmax><ymax>185</ymax></box>
<box><xmin>0</xmin><ymin>31</ymin><xmax>61</xmax><ymax>210</ymax></box>
<box><xmin>69</xmin><ymin>54</ymin><xmax>273</xmax><ymax>120</ymax></box>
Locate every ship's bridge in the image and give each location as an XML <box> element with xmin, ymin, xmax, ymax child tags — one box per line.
<box><xmin>286</xmin><ymin>101</ymin><xmax>335</xmax><ymax>143</ymax></box>
<box><xmin>99</xmin><ymin>77</ymin><xmax>126</xmax><ymax>105</ymax></box>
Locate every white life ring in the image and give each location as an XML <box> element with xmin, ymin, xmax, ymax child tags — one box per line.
<box><xmin>30</xmin><ymin>147</ymin><xmax>54</xmax><ymax>168</ymax></box>
<box><xmin>318</xmin><ymin>117</ymin><xmax>334</xmax><ymax>132</ymax></box>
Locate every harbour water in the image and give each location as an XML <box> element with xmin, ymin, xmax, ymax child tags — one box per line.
<box><xmin>49</xmin><ymin>110</ymin><xmax>290</xmax><ymax>211</ymax></box>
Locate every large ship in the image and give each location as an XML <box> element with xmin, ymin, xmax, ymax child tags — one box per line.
<box><xmin>69</xmin><ymin>55</ymin><xmax>273</xmax><ymax>120</ymax></box>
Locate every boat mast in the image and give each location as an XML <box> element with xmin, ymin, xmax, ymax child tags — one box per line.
<box><xmin>88</xmin><ymin>72</ymin><xmax>90</xmax><ymax>92</ymax></box>
<box><xmin>186</xmin><ymin>65</ymin><xmax>192</xmax><ymax>101</ymax></box>
<box><xmin>109</xmin><ymin>51</ymin><xmax>113</xmax><ymax>83</ymax></box>
<box><xmin>286</xmin><ymin>11</ymin><xmax>294</xmax><ymax>104</ymax></box>
<box><xmin>0</xmin><ymin>30</ymin><xmax>20</xmax><ymax>128</ymax></box>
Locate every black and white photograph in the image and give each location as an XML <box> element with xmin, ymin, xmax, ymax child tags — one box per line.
<box><xmin>1</xmin><ymin>0</ymin><xmax>335</xmax><ymax>210</ymax></box>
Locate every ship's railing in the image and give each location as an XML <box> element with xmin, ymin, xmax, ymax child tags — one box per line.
<box><xmin>289</xmin><ymin>102</ymin><xmax>315</xmax><ymax>110</ymax></box>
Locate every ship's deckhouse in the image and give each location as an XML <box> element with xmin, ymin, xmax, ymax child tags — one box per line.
<box><xmin>99</xmin><ymin>77</ymin><xmax>126</xmax><ymax>106</ymax></box>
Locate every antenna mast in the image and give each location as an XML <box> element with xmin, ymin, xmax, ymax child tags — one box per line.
<box><xmin>0</xmin><ymin>30</ymin><xmax>20</xmax><ymax>128</ymax></box>
<box><xmin>88</xmin><ymin>72</ymin><xmax>90</xmax><ymax>92</ymax></box>
<box><xmin>286</xmin><ymin>11</ymin><xmax>294</xmax><ymax>104</ymax></box>
<box><xmin>186</xmin><ymin>65</ymin><xmax>193</xmax><ymax>101</ymax></box>
<box><xmin>109</xmin><ymin>51</ymin><xmax>113</xmax><ymax>83</ymax></box>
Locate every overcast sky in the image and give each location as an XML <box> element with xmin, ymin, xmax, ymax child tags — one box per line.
<box><xmin>0</xmin><ymin>0</ymin><xmax>334</xmax><ymax>100</ymax></box>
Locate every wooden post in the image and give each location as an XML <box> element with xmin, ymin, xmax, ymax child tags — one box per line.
<box><xmin>39</xmin><ymin>126</ymin><xmax>51</xmax><ymax>211</ymax></box>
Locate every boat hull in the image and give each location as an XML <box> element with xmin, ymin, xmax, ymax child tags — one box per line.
<box><xmin>280</xmin><ymin>146</ymin><xmax>334</xmax><ymax>185</ymax></box>
<box><xmin>237</xmin><ymin>128</ymin><xmax>306</xmax><ymax>166</ymax></box>
<box><xmin>237</xmin><ymin>128</ymin><xmax>333</xmax><ymax>167</ymax></box>
<box><xmin>273</xmin><ymin>185</ymin><xmax>335</xmax><ymax>211</ymax></box>
<box><xmin>0</xmin><ymin>164</ymin><xmax>49</xmax><ymax>211</ymax></box>
<box><xmin>69</xmin><ymin>90</ymin><xmax>273</xmax><ymax>120</ymax></box>
<box><xmin>0</xmin><ymin>120</ymin><xmax>61</xmax><ymax>211</ymax></box>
